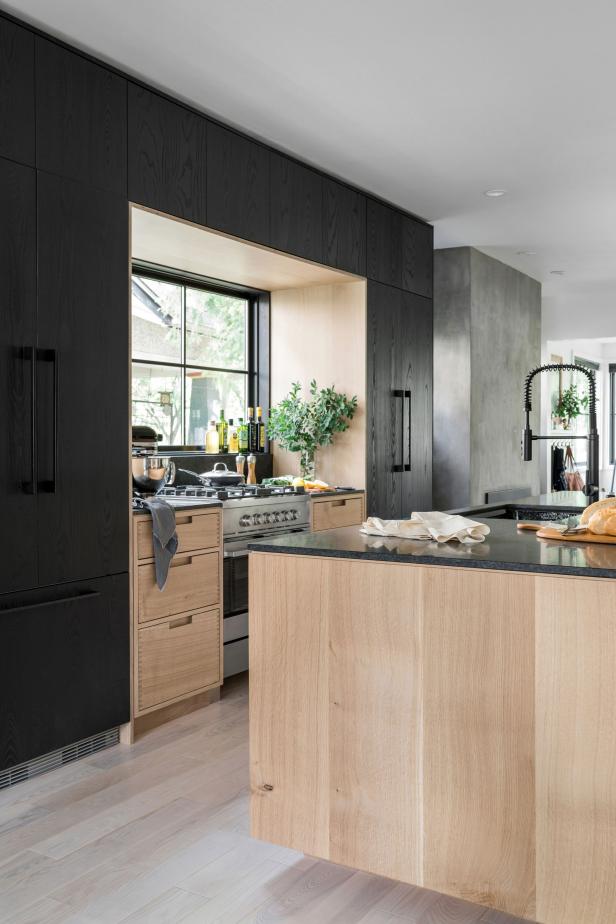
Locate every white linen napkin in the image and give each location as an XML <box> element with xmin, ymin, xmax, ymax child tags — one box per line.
<box><xmin>360</xmin><ymin>511</ymin><xmax>490</xmax><ymax>545</ymax></box>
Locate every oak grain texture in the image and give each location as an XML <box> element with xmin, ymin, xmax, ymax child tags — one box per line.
<box><xmin>402</xmin><ymin>213</ymin><xmax>433</xmax><ymax>297</ymax></box>
<box><xmin>137</xmin><ymin>551</ymin><xmax>220</xmax><ymax>625</ymax></box>
<box><xmin>0</xmin><ymin>573</ymin><xmax>129</xmax><ymax>771</ymax></box>
<box><xmin>207</xmin><ymin>121</ymin><xmax>270</xmax><ymax>244</ymax></box>
<box><xmin>135</xmin><ymin>508</ymin><xmax>220</xmax><ymax>560</ymax></box>
<box><xmin>0</xmin><ymin>16</ymin><xmax>34</xmax><ymax>165</ymax></box>
<box><xmin>269</xmin><ymin>151</ymin><xmax>323</xmax><ymax>263</ymax></box>
<box><xmin>36</xmin><ymin>173</ymin><xmax>129</xmax><ymax>586</ymax></box>
<box><xmin>322</xmin><ymin>177</ymin><xmax>366</xmax><ymax>275</ymax></box>
<box><xmin>0</xmin><ymin>157</ymin><xmax>37</xmax><ymax>593</ymax></box>
<box><xmin>367</xmin><ymin>198</ymin><xmax>433</xmax><ymax>297</ymax></box>
<box><xmin>36</xmin><ymin>38</ymin><xmax>127</xmax><ymax>193</ymax></box>
<box><xmin>401</xmin><ymin>290</ymin><xmax>433</xmax><ymax>515</ymax></box>
<box><xmin>310</xmin><ymin>493</ymin><xmax>365</xmax><ymax>531</ymax></box>
<box><xmin>422</xmin><ymin>567</ymin><xmax>536</xmax><ymax>918</ymax></box>
<box><xmin>249</xmin><ymin>552</ymin><xmax>330</xmax><ymax>859</ymax></box>
<box><xmin>328</xmin><ymin>558</ymin><xmax>423</xmax><ymax>882</ymax></box>
<box><xmin>535</xmin><ymin>576</ymin><xmax>616</xmax><ymax>924</ymax></box>
<box><xmin>137</xmin><ymin>606</ymin><xmax>220</xmax><ymax>711</ymax></box>
<box><xmin>127</xmin><ymin>83</ymin><xmax>207</xmax><ymax>224</ymax></box>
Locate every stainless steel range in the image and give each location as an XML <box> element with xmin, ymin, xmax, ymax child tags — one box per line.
<box><xmin>159</xmin><ymin>485</ymin><xmax>310</xmax><ymax>677</ymax></box>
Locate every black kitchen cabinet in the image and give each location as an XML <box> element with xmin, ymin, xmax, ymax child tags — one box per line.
<box><xmin>36</xmin><ymin>38</ymin><xmax>127</xmax><ymax>194</ymax></box>
<box><xmin>0</xmin><ymin>17</ymin><xmax>34</xmax><ymax>165</ymax></box>
<box><xmin>367</xmin><ymin>198</ymin><xmax>433</xmax><ymax>298</ymax></box>
<box><xmin>207</xmin><ymin>122</ymin><xmax>270</xmax><ymax>244</ymax></box>
<box><xmin>270</xmin><ymin>152</ymin><xmax>323</xmax><ymax>263</ymax></box>
<box><xmin>37</xmin><ymin>172</ymin><xmax>129</xmax><ymax>586</ymax></box>
<box><xmin>128</xmin><ymin>84</ymin><xmax>207</xmax><ymax>224</ymax></box>
<box><xmin>0</xmin><ymin>157</ymin><xmax>37</xmax><ymax>593</ymax></box>
<box><xmin>322</xmin><ymin>178</ymin><xmax>366</xmax><ymax>275</ymax></box>
<box><xmin>366</xmin><ymin>281</ymin><xmax>432</xmax><ymax>518</ymax></box>
<box><xmin>0</xmin><ymin>573</ymin><xmax>129</xmax><ymax>772</ymax></box>
<box><xmin>401</xmin><ymin>214</ymin><xmax>433</xmax><ymax>298</ymax></box>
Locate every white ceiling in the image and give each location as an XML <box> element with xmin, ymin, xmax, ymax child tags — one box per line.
<box><xmin>6</xmin><ymin>0</ymin><xmax>616</xmax><ymax>328</ymax></box>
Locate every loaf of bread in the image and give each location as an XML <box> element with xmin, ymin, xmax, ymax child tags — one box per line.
<box><xmin>580</xmin><ymin>497</ymin><xmax>616</xmax><ymax>525</ymax></box>
<box><xmin>588</xmin><ymin>507</ymin><xmax>616</xmax><ymax>536</ymax></box>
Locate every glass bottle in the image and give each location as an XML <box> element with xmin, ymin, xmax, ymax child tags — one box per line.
<box><xmin>256</xmin><ymin>406</ymin><xmax>266</xmax><ymax>452</ymax></box>
<box><xmin>238</xmin><ymin>417</ymin><xmax>248</xmax><ymax>452</ymax></box>
<box><xmin>228</xmin><ymin>419</ymin><xmax>239</xmax><ymax>453</ymax></box>
<box><xmin>205</xmin><ymin>419</ymin><xmax>220</xmax><ymax>454</ymax></box>
<box><xmin>217</xmin><ymin>409</ymin><xmax>228</xmax><ymax>453</ymax></box>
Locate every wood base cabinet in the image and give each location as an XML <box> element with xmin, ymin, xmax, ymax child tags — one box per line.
<box><xmin>310</xmin><ymin>493</ymin><xmax>365</xmax><ymax>532</ymax></box>
<box><xmin>132</xmin><ymin>508</ymin><xmax>223</xmax><ymax>731</ymax></box>
<box><xmin>250</xmin><ymin>553</ymin><xmax>616</xmax><ymax>924</ymax></box>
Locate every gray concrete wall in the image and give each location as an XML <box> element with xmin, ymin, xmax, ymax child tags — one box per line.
<box><xmin>433</xmin><ymin>248</ymin><xmax>472</xmax><ymax>509</ymax></box>
<box><xmin>434</xmin><ymin>247</ymin><xmax>541</xmax><ymax>509</ymax></box>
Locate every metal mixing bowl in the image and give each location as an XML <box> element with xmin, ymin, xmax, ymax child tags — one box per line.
<box><xmin>131</xmin><ymin>456</ymin><xmax>176</xmax><ymax>495</ymax></box>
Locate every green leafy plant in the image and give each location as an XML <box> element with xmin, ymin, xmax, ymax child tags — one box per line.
<box><xmin>555</xmin><ymin>382</ymin><xmax>590</xmax><ymax>423</ymax></box>
<box><xmin>267</xmin><ymin>380</ymin><xmax>357</xmax><ymax>480</ymax></box>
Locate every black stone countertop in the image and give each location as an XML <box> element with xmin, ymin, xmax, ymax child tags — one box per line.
<box><xmin>248</xmin><ymin>517</ymin><xmax>616</xmax><ymax>578</ymax></box>
<box><xmin>449</xmin><ymin>491</ymin><xmax>589</xmax><ymax>518</ymax></box>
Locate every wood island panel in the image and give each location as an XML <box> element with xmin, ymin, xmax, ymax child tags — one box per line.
<box><xmin>422</xmin><ymin>567</ymin><xmax>536</xmax><ymax>918</ymax></box>
<box><xmin>535</xmin><ymin>576</ymin><xmax>616</xmax><ymax>924</ymax></box>
<box><xmin>249</xmin><ymin>551</ymin><xmax>616</xmax><ymax>924</ymax></box>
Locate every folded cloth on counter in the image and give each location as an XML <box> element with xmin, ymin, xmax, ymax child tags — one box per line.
<box><xmin>135</xmin><ymin>496</ymin><xmax>179</xmax><ymax>589</ymax></box>
<box><xmin>361</xmin><ymin>511</ymin><xmax>490</xmax><ymax>545</ymax></box>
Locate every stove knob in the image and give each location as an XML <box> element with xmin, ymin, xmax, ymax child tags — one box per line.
<box><xmin>253</xmin><ymin>513</ymin><xmax>263</xmax><ymax>525</ymax></box>
<box><xmin>239</xmin><ymin>515</ymin><xmax>251</xmax><ymax>527</ymax></box>
<box><xmin>281</xmin><ymin>510</ymin><xmax>289</xmax><ymax>521</ymax></box>
<box><xmin>272</xmin><ymin>512</ymin><xmax>281</xmax><ymax>523</ymax></box>
<box><xmin>262</xmin><ymin>513</ymin><xmax>271</xmax><ymax>524</ymax></box>
<box><xmin>290</xmin><ymin>509</ymin><xmax>298</xmax><ymax>521</ymax></box>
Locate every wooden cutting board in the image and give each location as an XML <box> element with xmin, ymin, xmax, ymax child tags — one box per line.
<box><xmin>536</xmin><ymin>527</ymin><xmax>616</xmax><ymax>544</ymax></box>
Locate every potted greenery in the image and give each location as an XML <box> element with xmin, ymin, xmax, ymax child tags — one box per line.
<box><xmin>554</xmin><ymin>382</ymin><xmax>590</xmax><ymax>430</ymax></box>
<box><xmin>267</xmin><ymin>380</ymin><xmax>357</xmax><ymax>481</ymax></box>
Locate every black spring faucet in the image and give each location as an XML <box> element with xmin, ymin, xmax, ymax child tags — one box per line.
<box><xmin>522</xmin><ymin>363</ymin><xmax>600</xmax><ymax>501</ymax></box>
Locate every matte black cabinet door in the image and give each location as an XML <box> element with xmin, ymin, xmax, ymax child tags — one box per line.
<box><xmin>367</xmin><ymin>199</ymin><xmax>433</xmax><ymax>297</ymax></box>
<box><xmin>207</xmin><ymin>122</ymin><xmax>270</xmax><ymax>244</ymax></box>
<box><xmin>401</xmin><ymin>215</ymin><xmax>433</xmax><ymax>298</ymax></box>
<box><xmin>366</xmin><ymin>281</ymin><xmax>404</xmax><ymax>519</ymax></box>
<box><xmin>0</xmin><ymin>17</ymin><xmax>35</xmax><ymax>165</ymax></box>
<box><xmin>322</xmin><ymin>178</ymin><xmax>366</xmax><ymax>275</ymax></box>
<box><xmin>0</xmin><ymin>157</ymin><xmax>37</xmax><ymax>593</ymax></box>
<box><xmin>37</xmin><ymin>173</ymin><xmax>129</xmax><ymax>585</ymax></box>
<box><xmin>399</xmin><ymin>292</ymin><xmax>433</xmax><ymax>517</ymax></box>
<box><xmin>270</xmin><ymin>152</ymin><xmax>322</xmax><ymax>263</ymax></box>
<box><xmin>367</xmin><ymin>198</ymin><xmax>402</xmax><ymax>288</ymax></box>
<box><xmin>36</xmin><ymin>38</ymin><xmax>127</xmax><ymax>194</ymax></box>
<box><xmin>0</xmin><ymin>573</ymin><xmax>129</xmax><ymax>771</ymax></box>
<box><xmin>128</xmin><ymin>84</ymin><xmax>207</xmax><ymax>224</ymax></box>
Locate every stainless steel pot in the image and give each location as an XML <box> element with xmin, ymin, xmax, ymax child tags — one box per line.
<box><xmin>132</xmin><ymin>455</ymin><xmax>176</xmax><ymax>495</ymax></box>
<box><xmin>201</xmin><ymin>461</ymin><xmax>244</xmax><ymax>487</ymax></box>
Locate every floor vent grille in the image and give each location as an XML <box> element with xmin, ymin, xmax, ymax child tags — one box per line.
<box><xmin>0</xmin><ymin>727</ymin><xmax>120</xmax><ymax>790</ymax></box>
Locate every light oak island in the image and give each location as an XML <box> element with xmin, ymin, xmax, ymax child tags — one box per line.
<box><xmin>248</xmin><ymin>518</ymin><xmax>616</xmax><ymax>924</ymax></box>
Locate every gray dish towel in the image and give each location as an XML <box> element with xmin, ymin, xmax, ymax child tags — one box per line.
<box><xmin>138</xmin><ymin>497</ymin><xmax>179</xmax><ymax>589</ymax></box>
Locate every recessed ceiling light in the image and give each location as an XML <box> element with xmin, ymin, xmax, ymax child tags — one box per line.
<box><xmin>484</xmin><ymin>188</ymin><xmax>508</xmax><ymax>197</ymax></box>
<box><xmin>550</xmin><ymin>270</ymin><xmax>565</xmax><ymax>276</ymax></box>
<box><xmin>516</xmin><ymin>250</ymin><xmax>537</xmax><ymax>256</ymax></box>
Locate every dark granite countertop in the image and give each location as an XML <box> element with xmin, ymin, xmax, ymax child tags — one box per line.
<box><xmin>248</xmin><ymin>517</ymin><xmax>616</xmax><ymax>578</ymax></box>
<box><xmin>307</xmin><ymin>488</ymin><xmax>364</xmax><ymax>499</ymax></box>
<box><xmin>449</xmin><ymin>491</ymin><xmax>589</xmax><ymax>518</ymax></box>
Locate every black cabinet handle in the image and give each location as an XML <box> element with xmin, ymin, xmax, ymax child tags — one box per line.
<box><xmin>392</xmin><ymin>389</ymin><xmax>404</xmax><ymax>472</ymax></box>
<box><xmin>0</xmin><ymin>589</ymin><xmax>100</xmax><ymax>616</ymax></box>
<box><xmin>37</xmin><ymin>348</ymin><xmax>58</xmax><ymax>494</ymax></box>
<box><xmin>21</xmin><ymin>345</ymin><xmax>37</xmax><ymax>495</ymax></box>
<box><xmin>404</xmin><ymin>390</ymin><xmax>412</xmax><ymax>472</ymax></box>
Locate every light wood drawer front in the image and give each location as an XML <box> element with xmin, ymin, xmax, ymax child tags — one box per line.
<box><xmin>137</xmin><ymin>551</ymin><xmax>220</xmax><ymax>624</ymax></box>
<box><xmin>136</xmin><ymin>511</ymin><xmax>220</xmax><ymax>560</ymax></box>
<box><xmin>138</xmin><ymin>607</ymin><xmax>220</xmax><ymax>711</ymax></box>
<box><xmin>312</xmin><ymin>496</ymin><xmax>364</xmax><ymax>531</ymax></box>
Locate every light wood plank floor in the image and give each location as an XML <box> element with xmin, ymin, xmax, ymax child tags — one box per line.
<box><xmin>0</xmin><ymin>675</ymin><xmax>535</xmax><ymax>923</ymax></box>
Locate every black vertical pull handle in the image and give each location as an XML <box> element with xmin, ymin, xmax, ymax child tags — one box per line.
<box><xmin>404</xmin><ymin>390</ymin><xmax>412</xmax><ymax>472</ymax></box>
<box><xmin>21</xmin><ymin>346</ymin><xmax>37</xmax><ymax>495</ymax></box>
<box><xmin>393</xmin><ymin>389</ymin><xmax>404</xmax><ymax>472</ymax></box>
<box><xmin>37</xmin><ymin>348</ymin><xmax>58</xmax><ymax>494</ymax></box>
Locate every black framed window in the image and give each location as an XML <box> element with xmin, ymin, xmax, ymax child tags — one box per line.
<box><xmin>131</xmin><ymin>264</ymin><xmax>265</xmax><ymax>448</ymax></box>
<box><xmin>610</xmin><ymin>363</ymin><xmax>616</xmax><ymax>465</ymax></box>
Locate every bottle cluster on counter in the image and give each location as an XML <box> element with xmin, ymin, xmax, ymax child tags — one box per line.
<box><xmin>205</xmin><ymin>406</ymin><xmax>267</xmax><ymax>455</ymax></box>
